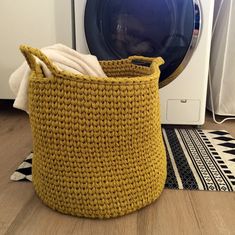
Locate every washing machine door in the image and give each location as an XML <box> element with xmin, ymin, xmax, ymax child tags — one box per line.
<box><xmin>84</xmin><ymin>0</ymin><xmax>201</xmax><ymax>87</ymax></box>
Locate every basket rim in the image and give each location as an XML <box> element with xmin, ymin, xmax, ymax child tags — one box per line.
<box><xmin>29</xmin><ymin>64</ymin><xmax>161</xmax><ymax>84</ymax></box>
<box><xmin>20</xmin><ymin>45</ymin><xmax>163</xmax><ymax>84</ymax></box>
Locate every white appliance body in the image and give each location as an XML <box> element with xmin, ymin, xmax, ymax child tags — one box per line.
<box><xmin>207</xmin><ymin>0</ymin><xmax>235</xmax><ymax>116</ymax></box>
<box><xmin>74</xmin><ymin>0</ymin><xmax>214</xmax><ymax>125</ymax></box>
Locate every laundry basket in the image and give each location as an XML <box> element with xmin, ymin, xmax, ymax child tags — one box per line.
<box><xmin>20</xmin><ymin>45</ymin><xmax>167</xmax><ymax>218</ymax></box>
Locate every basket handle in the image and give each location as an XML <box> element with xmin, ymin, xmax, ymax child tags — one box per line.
<box><xmin>20</xmin><ymin>45</ymin><xmax>60</xmax><ymax>76</ymax></box>
<box><xmin>128</xmin><ymin>55</ymin><xmax>165</xmax><ymax>68</ymax></box>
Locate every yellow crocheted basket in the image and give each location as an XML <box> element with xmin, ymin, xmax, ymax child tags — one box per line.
<box><xmin>20</xmin><ymin>45</ymin><xmax>167</xmax><ymax>219</ymax></box>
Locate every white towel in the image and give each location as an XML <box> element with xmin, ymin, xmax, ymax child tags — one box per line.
<box><xmin>9</xmin><ymin>44</ymin><xmax>107</xmax><ymax>113</ymax></box>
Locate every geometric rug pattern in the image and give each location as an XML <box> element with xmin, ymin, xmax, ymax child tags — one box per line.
<box><xmin>10</xmin><ymin>153</ymin><xmax>33</xmax><ymax>182</ymax></box>
<box><xmin>11</xmin><ymin>129</ymin><xmax>235</xmax><ymax>191</ymax></box>
<box><xmin>163</xmin><ymin>129</ymin><xmax>235</xmax><ymax>191</ymax></box>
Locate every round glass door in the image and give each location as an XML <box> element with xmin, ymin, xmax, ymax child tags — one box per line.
<box><xmin>85</xmin><ymin>0</ymin><xmax>201</xmax><ymax>87</ymax></box>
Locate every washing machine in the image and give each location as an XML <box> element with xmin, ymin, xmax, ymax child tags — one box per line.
<box><xmin>73</xmin><ymin>0</ymin><xmax>214</xmax><ymax>125</ymax></box>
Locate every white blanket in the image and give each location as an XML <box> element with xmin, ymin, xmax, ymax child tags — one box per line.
<box><xmin>9</xmin><ymin>44</ymin><xmax>107</xmax><ymax>113</ymax></box>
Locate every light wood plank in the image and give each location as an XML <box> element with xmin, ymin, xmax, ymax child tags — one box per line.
<box><xmin>137</xmin><ymin>190</ymin><xmax>202</xmax><ymax>235</ymax></box>
<box><xmin>5</xmin><ymin>196</ymin><xmax>79</xmax><ymax>235</ymax></box>
<box><xmin>0</xmin><ymin>184</ymin><xmax>34</xmax><ymax>235</ymax></box>
<box><xmin>188</xmin><ymin>191</ymin><xmax>235</xmax><ymax>235</ymax></box>
<box><xmin>204</xmin><ymin>111</ymin><xmax>235</xmax><ymax>136</ymax></box>
<box><xmin>71</xmin><ymin>212</ymin><xmax>137</xmax><ymax>235</ymax></box>
<box><xmin>0</xmin><ymin>107</ymin><xmax>34</xmax><ymax>234</ymax></box>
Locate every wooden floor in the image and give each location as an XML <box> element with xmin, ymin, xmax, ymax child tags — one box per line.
<box><xmin>1</xmin><ymin>101</ymin><xmax>235</xmax><ymax>235</ymax></box>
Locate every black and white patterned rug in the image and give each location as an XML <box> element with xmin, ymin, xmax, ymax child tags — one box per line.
<box><xmin>11</xmin><ymin>129</ymin><xmax>235</xmax><ymax>191</ymax></box>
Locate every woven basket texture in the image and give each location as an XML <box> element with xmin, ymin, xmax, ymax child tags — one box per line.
<box><xmin>20</xmin><ymin>45</ymin><xmax>167</xmax><ymax>218</ymax></box>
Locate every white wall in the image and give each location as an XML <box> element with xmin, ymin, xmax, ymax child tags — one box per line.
<box><xmin>207</xmin><ymin>0</ymin><xmax>235</xmax><ymax>115</ymax></box>
<box><xmin>0</xmin><ymin>0</ymin><xmax>73</xmax><ymax>99</ymax></box>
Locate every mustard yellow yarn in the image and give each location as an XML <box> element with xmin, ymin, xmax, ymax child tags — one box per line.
<box><xmin>20</xmin><ymin>45</ymin><xmax>167</xmax><ymax>218</ymax></box>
